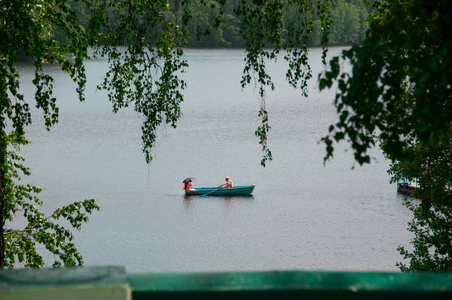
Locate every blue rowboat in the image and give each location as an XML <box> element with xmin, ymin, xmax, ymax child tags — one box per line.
<box><xmin>185</xmin><ymin>185</ymin><xmax>255</xmax><ymax>196</ymax></box>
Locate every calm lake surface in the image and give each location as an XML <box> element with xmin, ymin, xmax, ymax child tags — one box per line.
<box><xmin>16</xmin><ymin>47</ymin><xmax>413</xmax><ymax>273</ymax></box>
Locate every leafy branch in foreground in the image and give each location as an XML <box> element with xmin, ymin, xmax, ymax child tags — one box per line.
<box><xmin>319</xmin><ymin>0</ymin><xmax>452</xmax><ymax>271</ymax></box>
<box><xmin>91</xmin><ymin>0</ymin><xmax>190</xmax><ymax>163</ymax></box>
<box><xmin>1</xmin><ymin>134</ymin><xmax>100</xmax><ymax>268</ymax></box>
<box><xmin>390</xmin><ymin>138</ymin><xmax>452</xmax><ymax>271</ymax></box>
<box><xmin>88</xmin><ymin>0</ymin><xmax>334</xmax><ymax>167</ymax></box>
<box><xmin>0</xmin><ymin>0</ymin><xmax>97</xmax><ymax>268</ymax></box>
<box><xmin>234</xmin><ymin>0</ymin><xmax>332</xmax><ymax>166</ymax></box>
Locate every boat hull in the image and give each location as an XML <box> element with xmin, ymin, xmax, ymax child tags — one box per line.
<box><xmin>185</xmin><ymin>185</ymin><xmax>255</xmax><ymax>196</ymax></box>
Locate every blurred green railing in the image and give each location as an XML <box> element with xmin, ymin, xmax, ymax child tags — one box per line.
<box><xmin>1</xmin><ymin>266</ymin><xmax>452</xmax><ymax>299</ymax></box>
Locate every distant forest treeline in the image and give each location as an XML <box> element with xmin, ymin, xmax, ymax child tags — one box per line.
<box><xmin>64</xmin><ymin>0</ymin><xmax>373</xmax><ymax>48</ymax></box>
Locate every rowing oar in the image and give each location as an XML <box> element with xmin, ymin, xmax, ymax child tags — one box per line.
<box><xmin>202</xmin><ymin>185</ymin><xmax>225</xmax><ymax>197</ymax></box>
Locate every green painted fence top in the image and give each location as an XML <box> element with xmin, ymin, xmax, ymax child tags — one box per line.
<box><xmin>127</xmin><ymin>271</ymin><xmax>452</xmax><ymax>292</ymax></box>
<box><xmin>128</xmin><ymin>270</ymin><xmax>452</xmax><ymax>300</ymax></box>
<box><xmin>127</xmin><ymin>270</ymin><xmax>452</xmax><ymax>293</ymax></box>
<box><xmin>1</xmin><ymin>267</ymin><xmax>452</xmax><ymax>300</ymax></box>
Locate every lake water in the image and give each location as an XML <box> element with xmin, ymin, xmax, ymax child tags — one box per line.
<box><xmin>15</xmin><ymin>47</ymin><xmax>413</xmax><ymax>273</ymax></box>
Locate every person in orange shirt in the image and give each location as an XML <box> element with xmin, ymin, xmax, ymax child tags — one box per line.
<box><xmin>183</xmin><ymin>178</ymin><xmax>193</xmax><ymax>190</ymax></box>
<box><xmin>184</xmin><ymin>181</ymin><xmax>192</xmax><ymax>190</ymax></box>
<box><xmin>224</xmin><ymin>176</ymin><xmax>233</xmax><ymax>189</ymax></box>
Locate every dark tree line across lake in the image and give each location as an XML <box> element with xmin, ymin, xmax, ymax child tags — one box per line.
<box><xmin>60</xmin><ymin>0</ymin><xmax>373</xmax><ymax>48</ymax></box>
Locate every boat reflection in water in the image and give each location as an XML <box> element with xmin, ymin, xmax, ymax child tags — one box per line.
<box><xmin>183</xmin><ymin>194</ymin><xmax>254</xmax><ymax>201</ymax></box>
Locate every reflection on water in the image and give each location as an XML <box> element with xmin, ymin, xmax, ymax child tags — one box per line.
<box><xmin>182</xmin><ymin>194</ymin><xmax>254</xmax><ymax>207</ymax></box>
<box><xmin>183</xmin><ymin>195</ymin><xmax>194</xmax><ymax>202</ymax></box>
